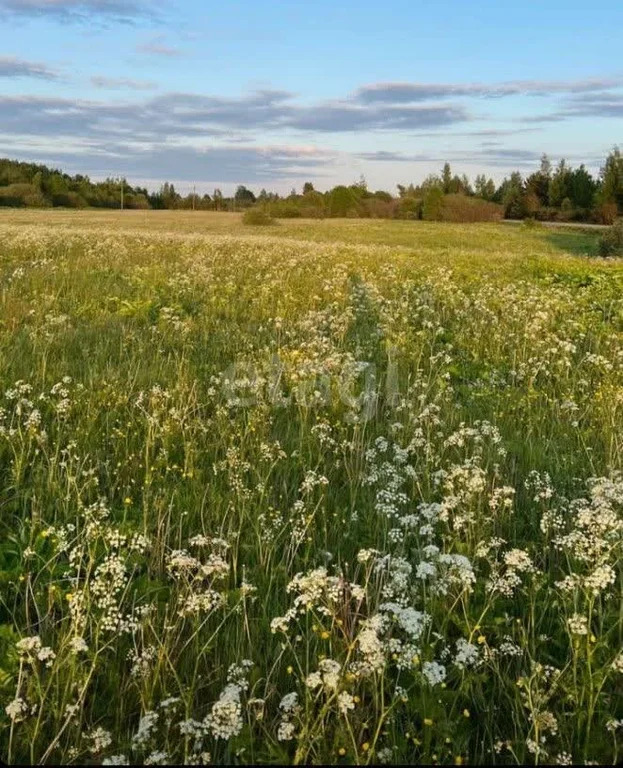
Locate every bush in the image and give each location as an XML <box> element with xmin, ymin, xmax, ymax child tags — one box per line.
<box><xmin>242</xmin><ymin>208</ymin><xmax>276</xmax><ymax>226</ymax></box>
<box><xmin>273</xmin><ymin>203</ymin><xmax>302</xmax><ymax>218</ymax></box>
<box><xmin>0</xmin><ymin>183</ymin><xmax>47</xmax><ymax>207</ymax></box>
<box><xmin>596</xmin><ymin>202</ymin><xmax>618</xmax><ymax>225</ymax></box>
<box><xmin>439</xmin><ymin>194</ymin><xmax>504</xmax><ymax>222</ymax></box>
<box><xmin>360</xmin><ymin>198</ymin><xmax>398</xmax><ymax>219</ymax></box>
<box><xmin>598</xmin><ymin>220</ymin><xmax>623</xmax><ymax>257</ymax></box>
<box><xmin>422</xmin><ymin>187</ymin><xmax>444</xmax><ymax>220</ymax></box>
<box><xmin>52</xmin><ymin>191</ymin><xmax>88</xmax><ymax>208</ymax></box>
<box><xmin>328</xmin><ymin>186</ymin><xmax>358</xmax><ymax>217</ymax></box>
<box><xmin>396</xmin><ymin>197</ymin><xmax>422</xmax><ymax>219</ymax></box>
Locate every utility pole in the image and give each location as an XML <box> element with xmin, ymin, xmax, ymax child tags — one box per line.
<box><xmin>192</xmin><ymin>184</ymin><xmax>196</xmax><ymax>211</ymax></box>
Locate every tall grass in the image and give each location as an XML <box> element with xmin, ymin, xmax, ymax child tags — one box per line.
<box><xmin>0</xmin><ymin>219</ymin><xmax>621</xmax><ymax>765</ymax></box>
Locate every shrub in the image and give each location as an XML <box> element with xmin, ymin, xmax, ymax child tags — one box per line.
<box><xmin>328</xmin><ymin>185</ymin><xmax>358</xmax><ymax>217</ymax></box>
<box><xmin>360</xmin><ymin>198</ymin><xmax>398</xmax><ymax>219</ymax></box>
<box><xmin>439</xmin><ymin>194</ymin><xmax>504</xmax><ymax>222</ymax></box>
<box><xmin>395</xmin><ymin>197</ymin><xmax>422</xmax><ymax>219</ymax></box>
<box><xmin>598</xmin><ymin>220</ymin><xmax>623</xmax><ymax>257</ymax></box>
<box><xmin>242</xmin><ymin>208</ymin><xmax>276</xmax><ymax>226</ymax></box>
<box><xmin>274</xmin><ymin>203</ymin><xmax>302</xmax><ymax>218</ymax></box>
<box><xmin>422</xmin><ymin>187</ymin><xmax>444</xmax><ymax>220</ymax></box>
<box><xmin>0</xmin><ymin>183</ymin><xmax>47</xmax><ymax>207</ymax></box>
<box><xmin>596</xmin><ymin>202</ymin><xmax>618</xmax><ymax>225</ymax></box>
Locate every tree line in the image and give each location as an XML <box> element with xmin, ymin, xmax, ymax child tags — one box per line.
<box><xmin>1</xmin><ymin>148</ymin><xmax>621</xmax><ymax>223</ymax></box>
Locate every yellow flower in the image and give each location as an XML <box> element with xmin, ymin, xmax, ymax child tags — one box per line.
<box><xmin>455</xmin><ymin>756</ymin><xmax>464</xmax><ymax>765</ymax></box>
<box><xmin>477</xmin><ymin>635</ymin><xmax>486</xmax><ymax>644</ymax></box>
<box><xmin>338</xmin><ymin>747</ymin><xmax>346</xmax><ymax>756</ymax></box>
<box><xmin>361</xmin><ymin>743</ymin><xmax>370</xmax><ymax>752</ymax></box>
<box><xmin>463</xmin><ymin>709</ymin><xmax>470</xmax><ymax>718</ymax></box>
<box><xmin>286</xmin><ymin>666</ymin><xmax>293</xmax><ymax>675</ymax></box>
<box><xmin>424</xmin><ymin>718</ymin><xmax>433</xmax><ymax>726</ymax></box>
<box><xmin>124</xmin><ymin>497</ymin><xmax>132</xmax><ymax>505</ymax></box>
<box><xmin>320</xmin><ymin>631</ymin><xmax>330</xmax><ymax>640</ymax></box>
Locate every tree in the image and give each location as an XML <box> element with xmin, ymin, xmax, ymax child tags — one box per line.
<box><xmin>568</xmin><ymin>165</ymin><xmax>596</xmax><ymax>209</ymax></box>
<box><xmin>599</xmin><ymin>147</ymin><xmax>623</xmax><ymax>213</ymax></box>
<box><xmin>234</xmin><ymin>185</ymin><xmax>256</xmax><ymax>207</ymax></box>
<box><xmin>526</xmin><ymin>166</ymin><xmax>551</xmax><ymax>208</ymax></box>
<box><xmin>354</xmin><ymin>175</ymin><xmax>368</xmax><ymax>194</ymax></box>
<box><xmin>373</xmin><ymin>190</ymin><xmax>393</xmax><ymax>202</ymax></box>
<box><xmin>213</xmin><ymin>189</ymin><xmax>224</xmax><ymax>210</ymax></box>
<box><xmin>328</xmin><ymin>185</ymin><xmax>357</xmax><ymax>217</ymax></box>
<box><xmin>548</xmin><ymin>159</ymin><xmax>571</xmax><ymax>209</ymax></box>
<box><xmin>540</xmin><ymin>153</ymin><xmax>552</xmax><ymax>178</ymax></box>
<box><xmin>422</xmin><ymin>186</ymin><xmax>444</xmax><ymax>220</ymax></box>
<box><xmin>442</xmin><ymin>163</ymin><xmax>452</xmax><ymax>194</ymax></box>
<box><xmin>500</xmin><ymin>172</ymin><xmax>526</xmax><ymax>219</ymax></box>
<box><xmin>474</xmin><ymin>175</ymin><xmax>496</xmax><ymax>201</ymax></box>
<box><xmin>157</xmin><ymin>182</ymin><xmax>180</xmax><ymax>209</ymax></box>
<box><xmin>460</xmin><ymin>174</ymin><xmax>473</xmax><ymax>195</ymax></box>
<box><xmin>302</xmin><ymin>182</ymin><xmax>315</xmax><ymax>194</ymax></box>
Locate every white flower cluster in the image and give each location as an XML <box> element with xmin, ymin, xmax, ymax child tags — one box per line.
<box><xmin>15</xmin><ymin>635</ymin><xmax>56</xmax><ymax>667</ymax></box>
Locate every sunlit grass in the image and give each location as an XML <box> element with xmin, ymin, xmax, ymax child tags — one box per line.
<box><xmin>0</xmin><ymin>213</ymin><xmax>621</xmax><ymax>765</ymax></box>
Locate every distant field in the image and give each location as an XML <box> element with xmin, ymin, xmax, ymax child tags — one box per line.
<box><xmin>0</xmin><ymin>211</ymin><xmax>621</xmax><ymax>765</ymax></box>
<box><xmin>0</xmin><ymin>207</ymin><xmax>604</xmax><ymax>255</ymax></box>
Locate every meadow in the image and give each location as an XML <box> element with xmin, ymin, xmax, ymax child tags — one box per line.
<box><xmin>0</xmin><ymin>210</ymin><xmax>621</xmax><ymax>765</ymax></box>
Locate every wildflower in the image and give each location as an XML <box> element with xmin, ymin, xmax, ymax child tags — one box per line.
<box><xmin>69</xmin><ymin>636</ymin><xmax>89</xmax><ymax>654</ymax></box>
<box><xmin>87</xmin><ymin>726</ymin><xmax>113</xmax><ymax>754</ymax></box>
<box><xmin>132</xmin><ymin>711</ymin><xmax>159</xmax><ymax>748</ymax></box>
<box><xmin>454</xmin><ymin>638</ymin><xmax>480</xmax><ymax>669</ymax></box>
<box><xmin>205</xmin><ymin>684</ymin><xmax>243</xmax><ymax>740</ymax></box>
<box><xmin>422</xmin><ymin>660</ymin><xmax>446</xmax><ymax>686</ymax></box>
<box><xmin>337</xmin><ymin>691</ymin><xmax>356</xmax><ymax>714</ymax></box>
<box><xmin>5</xmin><ymin>697</ymin><xmax>28</xmax><ymax>722</ymax></box>
<box><xmin>277</xmin><ymin>720</ymin><xmax>296</xmax><ymax>741</ymax></box>
<box><xmin>279</xmin><ymin>692</ymin><xmax>299</xmax><ymax>714</ymax></box>
<box><xmin>567</xmin><ymin>614</ymin><xmax>588</xmax><ymax>636</ymax></box>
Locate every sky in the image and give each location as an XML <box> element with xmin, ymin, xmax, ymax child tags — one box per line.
<box><xmin>0</xmin><ymin>0</ymin><xmax>622</xmax><ymax>195</ymax></box>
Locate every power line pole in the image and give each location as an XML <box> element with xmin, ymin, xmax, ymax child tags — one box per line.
<box><xmin>192</xmin><ymin>184</ymin><xmax>196</xmax><ymax>211</ymax></box>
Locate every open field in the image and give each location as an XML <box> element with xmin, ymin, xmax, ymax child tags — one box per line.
<box><xmin>0</xmin><ymin>211</ymin><xmax>622</xmax><ymax>765</ymax></box>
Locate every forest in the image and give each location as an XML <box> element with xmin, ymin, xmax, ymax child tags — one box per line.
<box><xmin>1</xmin><ymin>148</ymin><xmax>622</xmax><ymax>223</ymax></box>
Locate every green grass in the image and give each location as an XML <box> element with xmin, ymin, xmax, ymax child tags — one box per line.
<box><xmin>0</xmin><ymin>212</ymin><xmax>621</xmax><ymax>765</ymax></box>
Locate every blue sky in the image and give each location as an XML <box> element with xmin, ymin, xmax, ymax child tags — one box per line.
<box><xmin>1</xmin><ymin>0</ymin><xmax>622</xmax><ymax>194</ymax></box>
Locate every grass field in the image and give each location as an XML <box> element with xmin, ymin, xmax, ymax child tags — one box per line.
<box><xmin>0</xmin><ymin>211</ymin><xmax>621</xmax><ymax>765</ymax></box>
